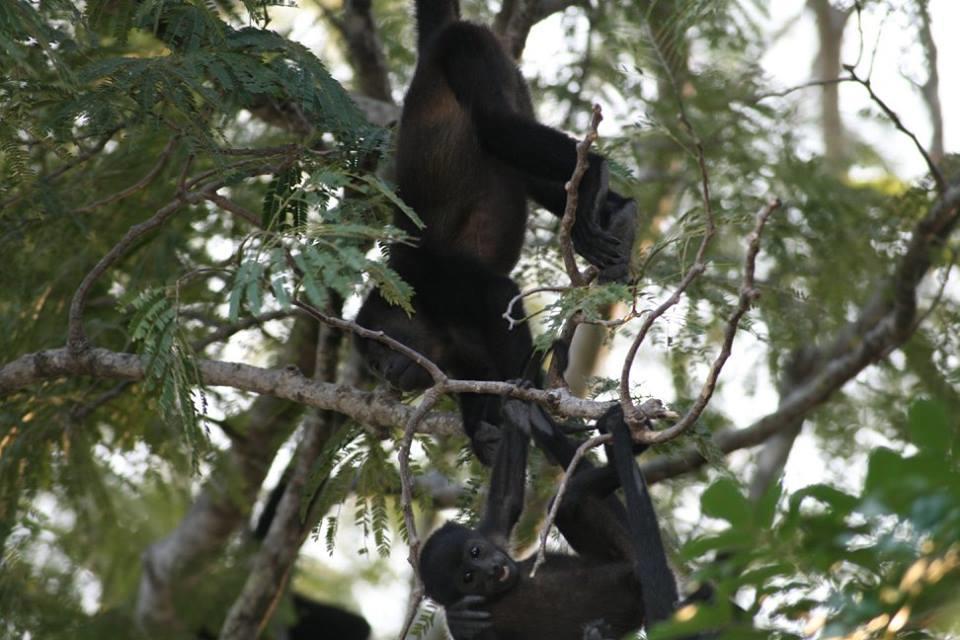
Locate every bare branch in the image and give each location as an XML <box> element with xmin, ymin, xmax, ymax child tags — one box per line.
<box><xmin>619</xmin><ymin>25</ymin><xmax>717</xmax><ymax>429</ymax></box>
<box><xmin>633</xmin><ymin>198</ymin><xmax>780</xmax><ymax>445</ymax></box>
<box><xmin>502</xmin><ymin>286</ymin><xmax>566</xmax><ymax>330</ymax></box>
<box><xmin>324</xmin><ymin>0</ymin><xmax>393</xmax><ymax>103</ymax></box>
<box><xmin>204</xmin><ymin>192</ymin><xmax>262</xmax><ymax>227</ymax></box>
<box><xmin>395</xmin><ymin>387</ymin><xmax>443</xmax><ymax>640</ymax></box>
<box><xmin>67</xmin><ymin>184</ymin><xmax>213</xmax><ymax>353</ymax></box>
<box><xmin>558</xmin><ymin>104</ymin><xmax>603</xmax><ymax>288</ymax></box>
<box><xmin>844</xmin><ymin>65</ymin><xmax>946</xmax><ymax>193</ymax></box>
<box><xmin>67</xmin><ymin>160</ymin><xmax>294</xmax><ymax>355</ymax></box>
<box><xmin>915</xmin><ymin>1</ymin><xmax>945</xmax><ymax>164</ymax></box>
<box><xmin>641</xmin><ymin>183</ymin><xmax>960</xmax><ymax>482</ymax></box>
<box><xmin>754</xmin><ymin>76</ymin><xmax>854</xmax><ymax>102</ymax></box>
<box><xmin>494</xmin><ymin>0</ymin><xmax>581</xmax><ymax>60</ymax></box>
<box><xmin>294</xmin><ymin>299</ymin><xmax>448</xmax><ymax>385</ymax></box>
<box><xmin>74</xmin><ymin>137</ymin><xmax>178</xmax><ymax>214</ymax></box>
<box><xmin>0</xmin><ymin>125</ymin><xmax>123</xmax><ymax>213</ymax></box>
<box><xmin>192</xmin><ymin>310</ymin><xmax>297</xmax><ymax>351</ymax></box>
<box><xmin>218</xmin><ymin>412</ymin><xmax>340</xmax><ymax>640</ymax></box>
<box><xmin>133</xmin><ymin>317</ymin><xmax>322</xmax><ymax>631</ymax></box>
<box><xmin>0</xmin><ymin>346</ymin><xmax>617</xmax><ymax>427</ymax></box>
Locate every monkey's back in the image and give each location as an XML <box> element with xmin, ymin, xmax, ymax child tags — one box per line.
<box><xmin>394</xmin><ymin>20</ymin><xmax>533</xmax><ymax>275</ymax></box>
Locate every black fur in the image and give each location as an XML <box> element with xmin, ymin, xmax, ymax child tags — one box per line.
<box><xmin>419</xmin><ymin>402</ymin><xmax>675</xmax><ymax>640</ymax></box>
<box><xmin>355</xmin><ymin>0</ymin><xmax>638</xmax><ymax>464</ymax></box>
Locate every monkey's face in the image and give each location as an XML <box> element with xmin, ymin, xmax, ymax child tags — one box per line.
<box><xmin>456</xmin><ymin>537</ymin><xmax>519</xmax><ymax>597</ymax></box>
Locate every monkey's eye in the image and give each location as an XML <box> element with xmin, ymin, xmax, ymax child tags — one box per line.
<box><xmin>463</xmin><ymin>570</ymin><xmax>474</xmax><ymax>583</ymax></box>
<box><xmin>469</xmin><ymin>545</ymin><xmax>481</xmax><ymax>559</ymax></box>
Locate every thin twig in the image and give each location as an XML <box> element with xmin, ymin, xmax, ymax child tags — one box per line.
<box><xmin>502</xmin><ymin>286</ymin><xmax>566</xmax><ymax>329</ymax></box>
<box><xmin>74</xmin><ymin>137</ymin><xmax>178</xmax><ymax>214</ymax></box>
<box><xmin>632</xmin><ymin>198</ymin><xmax>779</xmax><ymax>444</ymax></box>
<box><xmin>192</xmin><ymin>310</ymin><xmax>297</xmax><ymax>351</ymax></box>
<box><xmin>395</xmin><ymin>387</ymin><xmax>442</xmax><ymax>640</ymax></box>
<box><xmin>618</xmin><ymin>25</ymin><xmax>719</xmax><ymax>429</ymax></box>
<box><xmin>0</xmin><ymin>126</ymin><xmax>123</xmax><ymax>212</ymax></box>
<box><xmin>70</xmin><ymin>380</ymin><xmax>136</xmax><ymax>423</ymax></box>
<box><xmin>204</xmin><ymin>192</ymin><xmax>263</xmax><ymax>227</ymax></box>
<box><xmin>754</xmin><ymin>77</ymin><xmax>854</xmax><ymax>102</ymax></box>
<box><xmin>844</xmin><ymin>65</ymin><xmax>946</xmax><ymax>194</ymax></box>
<box><xmin>530</xmin><ymin>433</ymin><xmax>609</xmax><ymax>577</ymax></box>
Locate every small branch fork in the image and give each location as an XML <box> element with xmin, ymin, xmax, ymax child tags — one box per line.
<box><xmin>843</xmin><ymin>65</ymin><xmax>945</xmax><ymax>194</ymax></box>
<box><xmin>617</xmin><ymin>107</ymin><xmax>719</xmax><ymax>432</ymax></box>
<box><xmin>66</xmin><ymin>154</ymin><xmax>297</xmax><ymax>356</ymax></box>
<box><xmin>628</xmin><ymin>198</ymin><xmax>780</xmax><ymax>444</ymax></box>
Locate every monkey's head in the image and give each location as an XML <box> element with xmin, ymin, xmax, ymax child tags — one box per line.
<box><xmin>419</xmin><ymin>522</ymin><xmax>519</xmax><ymax>605</ymax></box>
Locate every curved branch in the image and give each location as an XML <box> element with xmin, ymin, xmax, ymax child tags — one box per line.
<box><xmin>633</xmin><ymin>198</ymin><xmax>779</xmax><ymax>445</ymax></box>
<box><xmin>642</xmin><ymin>183</ymin><xmax>960</xmax><ymax>483</ymax></box>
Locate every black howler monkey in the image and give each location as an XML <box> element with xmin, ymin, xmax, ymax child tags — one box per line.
<box><xmin>418</xmin><ymin>402</ymin><xmax>681</xmax><ymax>640</ymax></box>
<box><xmin>355</xmin><ymin>0</ymin><xmax>638</xmax><ymax>463</ymax></box>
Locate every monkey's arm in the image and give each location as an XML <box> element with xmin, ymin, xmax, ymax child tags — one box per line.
<box><xmin>477</xmin><ymin>402</ymin><xmax>529</xmax><ymax>546</ymax></box>
<box><xmin>426</xmin><ymin>23</ymin><xmax>627</xmax><ymax>276</ymax></box>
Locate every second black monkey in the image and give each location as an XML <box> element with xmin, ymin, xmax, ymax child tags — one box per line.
<box><xmin>356</xmin><ymin>0</ymin><xmax>638</xmax><ymax>462</ymax></box>
<box><xmin>418</xmin><ymin>403</ymin><xmax>681</xmax><ymax>640</ymax></box>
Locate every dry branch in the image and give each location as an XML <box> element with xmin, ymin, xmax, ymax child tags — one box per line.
<box><xmin>641</xmin><ymin>183</ymin><xmax>960</xmax><ymax>483</ymax></box>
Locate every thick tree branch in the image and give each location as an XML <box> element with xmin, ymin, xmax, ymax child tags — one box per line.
<box><xmin>0</xmin><ymin>345</ymin><xmax>619</xmax><ymax>429</ymax></box>
<box><xmin>0</xmin><ymin>346</ymin><xmax>457</xmax><ymax>435</ymax></box>
<box><xmin>134</xmin><ymin>318</ymin><xmax>321</xmax><ymax>630</ymax></box>
<box><xmin>218</xmin><ymin>320</ymin><xmax>344</xmax><ymax>640</ymax></box>
<box><xmin>324</xmin><ymin>0</ymin><xmax>393</xmax><ymax>103</ymax></box>
<box><xmin>494</xmin><ymin>0</ymin><xmax>582</xmax><ymax>60</ymax></box>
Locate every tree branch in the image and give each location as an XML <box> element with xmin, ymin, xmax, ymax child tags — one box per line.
<box><xmin>619</xmin><ymin>22</ymin><xmax>717</xmax><ymax>429</ymax></box>
<box><xmin>641</xmin><ymin>183</ymin><xmax>960</xmax><ymax>483</ymax></box>
<box><xmin>632</xmin><ymin>198</ymin><xmax>779</xmax><ymax>445</ymax></box>
<box><xmin>74</xmin><ymin>137</ymin><xmax>178</xmax><ymax>214</ymax></box>
<box><xmin>558</xmin><ymin>104</ymin><xmax>602</xmax><ymax>288</ymax></box>
<box><xmin>134</xmin><ymin>317</ymin><xmax>322</xmax><ymax>631</ymax></box>
<box><xmin>844</xmin><ymin>65</ymin><xmax>946</xmax><ymax>193</ymax></box>
<box><xmin>66</xmin><ymin>159</ymin><xmax>294</xmax><ymax>354</ymax></box>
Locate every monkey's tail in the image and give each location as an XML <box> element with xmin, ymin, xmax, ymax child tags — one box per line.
<box><xmin>414</xmin><ymin>0</ymin><xmax>460</xmax><ymax>52</ymax></box>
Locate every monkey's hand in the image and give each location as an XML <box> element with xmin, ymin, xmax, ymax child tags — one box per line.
<box><xmin>571</xmin><ymin>159</ymin><xmax>625</xmax><ymax>274</ymax></box>
<box><xmin>472</xmin><ymin>421</ymin><xmax>502</xmax><ymax>467</ymax></box>
<box><xmin>446</xmin><ymin>595</ymin><xmax>493</xmax><ymax>639</ymax></box>
<box><xmin>571</xmin><ymin>211</ymin><xmax>624</xmax><ymax>275</ymax></box>
<box><xmin>595</xmin><ymin>196</ymin><xmax>637</xmax><ymax>283</ymax></box>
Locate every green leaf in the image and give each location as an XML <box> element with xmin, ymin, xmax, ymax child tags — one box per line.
<box><xmin>356</xmin><ymin>174</ymin><xmax>423</xmax><ymax>229</ymax></box>
<box><xmin>907</xmin><ymin>398</ymin><xmax>951</xmax><ymax>454</ymax></box>
<box><xmin>755</xmin><ymin>479</ymin><xmax>782</xmax><ymax>529</ymax></box>
<box><xmin>701</xmin><ymin>478</ymin><xmax>752</xmax><ymax>528</ymax></box>
<box><xmin>788</xmin><ymin>484</ymin><xmax>857</xmax><ymax>516</ymax></box>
